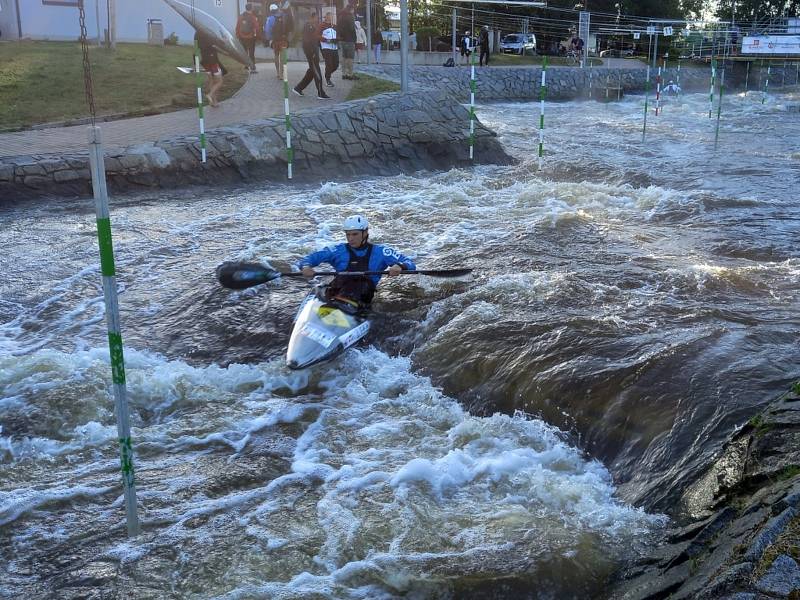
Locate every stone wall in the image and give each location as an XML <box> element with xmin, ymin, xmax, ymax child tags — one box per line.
<box><xmin>0</xmin><ymin>91</ymin><xmax>511</xmax><ymax>200</ymax></box>
<box><xmin>357</xmin><ymin>64</ymin><xmax>729</xmax><ymax>102</ymax></box>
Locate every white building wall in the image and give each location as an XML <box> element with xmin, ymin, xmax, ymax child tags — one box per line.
<box><xmin>19</xmin><ymin>0</ymin><xmax>241</xmax><ymax>44</ymax></box>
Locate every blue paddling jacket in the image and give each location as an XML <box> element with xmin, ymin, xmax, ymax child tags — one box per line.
<box><xmin>298</xmin><ymin>243</ymin><xmax>416</xmax><ymax>285</ymax></box>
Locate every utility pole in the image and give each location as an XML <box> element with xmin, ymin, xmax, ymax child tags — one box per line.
<box><xmin>108</xmin><ymin>0</ymin><xmax>116</xmax><ymax>49</ymax></box>
<box><xmin>452</xmin><ymin>8</ymin><xmax>457</xmax><ymax>66</ymax></box>
<box><xmin>400</xmin><ymin>0</ymin><xmax>409</xmax><ymax>91</ymax></box>
<box><xmin>96</xmin><ymin>0</ymin><xmax>102</xmax><ymax>46</ymax></box>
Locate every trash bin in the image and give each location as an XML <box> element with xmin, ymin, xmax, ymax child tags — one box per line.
<box><xmin>147</xmin><ymin>19</ymin><xmax>164</xmax><ymax>45</ymax></box>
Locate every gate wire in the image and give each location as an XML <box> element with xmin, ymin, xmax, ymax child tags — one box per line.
<box><xmin>78</xmin><ymin>0</ymin><xmax>97</xmax><ymax>125</ymax></box>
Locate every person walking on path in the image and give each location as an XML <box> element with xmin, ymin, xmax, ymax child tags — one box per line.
<box><xmin>264</xmin><ymin>3</ymin><xmax>293</xmax><ymax>79</ymax></box>
<box><xmin>236</xmin><ymin>3</ymin><xmax>259</xmax><ymax>72</ymax></box>
<box><xmin>355</xmin><ymin>20</ymin><xmax>367</xmax><ymax>63</ymax></box>
<box><xmin>320</xmin><ymin>13</ymin><xmax>339</xmax><ymax>87</ymax></box>
<box><xmin>479</xmin><ymin>26</ymin><xmax>490</xmax><ymax>67</ymax></box>
<box><xmin>293</xmin><ymin>12</ymin><xmax>331</xmax><ymax>99</ymax></box>
<box><xmin>338</xmin><ymin>4</ymin><xmax>359</xmax><ymax>80</ymax></box>
<box><xmin>194</xmin><ymin>31</ymin><xmax>225</xmax><ymax>107</ymax></box>
<box><xmin>372</xmin><ymin>26</ymin><xmax>383</xmax><ymax>64</ymax></box>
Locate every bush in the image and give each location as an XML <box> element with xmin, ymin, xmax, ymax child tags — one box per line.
<box><xmin>415</xmin><ymin>26</ymin><xmax>440</xmax><ymax>52</ymax></box>
<box><xmin>164</xmin><ymin>32</ymin><xmax>179</xmax><ymax>46</ymax></box>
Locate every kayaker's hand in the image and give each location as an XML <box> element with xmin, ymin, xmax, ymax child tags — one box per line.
<box><xmin>301</xmin><ymin>266</ymin><xmax>315</xmax><ymax>278</ymax></box>
<box><xmin>388</xmin><ymin>264</ymin><xmax>403</xmax><ymax>277</ymax></box>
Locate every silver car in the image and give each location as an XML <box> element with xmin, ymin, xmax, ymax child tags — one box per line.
<box><xmin>500</xmin><ymin>33</ymin><xmax>536</xmax><ymax>55</ymax></box>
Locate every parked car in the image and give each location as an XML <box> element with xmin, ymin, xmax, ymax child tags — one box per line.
<box><xmin>500</xmin><ymin>33</ymin><xmax>536</xmax><ymax>55</ymax></box>
<box><xmin>599</xmin><ymin>47</ymin><xmax>635</xmax><ymax>58</ymax></box>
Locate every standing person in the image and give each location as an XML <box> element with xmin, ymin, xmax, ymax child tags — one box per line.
<box><xmin>372</xmin><ymin>26</ymin><xmax>383</xmax><ymax>64</ymax></box>
<box><xmin>320</xmin><ymin>13</ymin><xmax>339</xmax><ymax>87</ymax></box>
<box><xmin>460</xmin><ymin>30</ymin><xmax>472</xmax><ymax>65</ymax></box>
<box><xmin>236</xmin><ymin>3</ymin><xmax>259</xmax><ymax>72</ymax></box>
<box><xmin>338</xmin><ymin>4</ymin><xmax>358</xmax><ymax>80</ymax></box>
<box><xmin>355</xmin><ymin>20</ymin><xmax>367</xmax><ymax>63</ymax></box>
<box><xmin>270</xmin><ymin>4</ymin><xmax>294</xmax><ymax>79</ymax></box>
<box><xmin>298</xmin><ymin>215</ymin><xmax>416</xmax><ymax>309</ymax></box>
<box><xmin>479</xmin><ymin>25</ymin><xmax>490</xmax><ymax>66</ymax></box>
<box><xmin>293</xmin><ymin>12</ymin><xmax>331</xmax><ymax>100</ymax></box>
<box><xmin>194</xmin><ymin>31</ymin><xmax>225</xmax><ymax>107</ymax></box>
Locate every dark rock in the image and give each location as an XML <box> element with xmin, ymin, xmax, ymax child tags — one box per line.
<box><xmin>754</xmin><ymin>554</ymin><xmax>800</xmax><ymax>596</ymax></box>
<box><xmin>744</xmin><ymin>507</ymin><xmax>797</xmax><ymax>561</ymax></box>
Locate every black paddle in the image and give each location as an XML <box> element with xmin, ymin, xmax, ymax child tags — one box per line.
<box><xmin>216</xmin><ymin>261</ymin><xmax>473</xmax><ymax>290</ymax></box>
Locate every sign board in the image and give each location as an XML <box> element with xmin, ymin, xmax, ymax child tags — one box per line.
<box><xmin>663</xmin><ymin>26</ymin><xmax>673</xmax><ymax>36</ymax></box>
<box><xmin>646</xmin><ymin>26</ymin><xmax>656</xmax><ymax>35</ymax></box>
<box><xmin>742</xmin><ymin>35</ymin><xmax>800</xmax><ymax>55</ymax></box>
<box><xmin>633</xmin><ymin>32</ymin><xmax>640</xmax><ymax>40</ymax></box>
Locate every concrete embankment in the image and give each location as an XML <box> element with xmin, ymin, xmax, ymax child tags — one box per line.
<box><xmin>607</xmin><ymin>386</ymin><xmax>800</xmax><ymax>600</ymax></box>
<box><xmin>357</xmin><ymin>64</ymin><xmax>725</xmax><ymax>102</ymax></box>
<box><xmin>0</xmin><ymin>91</ymin><xmax>510</xmax><ymax>200</ymax></box>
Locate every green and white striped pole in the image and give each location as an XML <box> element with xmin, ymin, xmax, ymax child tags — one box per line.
<box><xmin>87</xmin><ymin>126</ymin><xmax>139</xmax><ymax>538</ymax></box>
<box><xmin>469</xmin><ymin>49</ymin><xmax>476</xmax><ymax>160</ymax></box>
<box><xmin>642</xmin><ymin>64</ymin><xmax>650</xmax><ymax>142</ymax></box>
<box><xmin>714</xmin><ymin>69</ymin><xmax>725</xmax><ymax>149</ymax></box>
<box><xmin>193</xmin><ymin>40</ymin><xmax>207</xmax><ymax>163</ymax></box>
<box><xmin>708</xmin><ymin>58</ymin><xmax>716</xmax><ymax>118</ymax></box>
<box><xmin>782</xmin><ymin>59</ymin><xmax>787</xmax><ymax>87</ymax></box>
<box><xmin>538</xmin><ymin>57</ymin><xmax>547</xmax><ymax>169</ymax></box>
<box><xmin>282</xmin><ymin>48</ymin><xmax>293</xmax><ymax>179</ymax></box>
<box><xmin>744</xmin><ymin>60</ymin><xmax>750</xmax><ymax>96</ymax></box>
<box><xmin>588</xmin><ymin>60</ymin><xmax>593</xmax><ymax>99</ymax></box>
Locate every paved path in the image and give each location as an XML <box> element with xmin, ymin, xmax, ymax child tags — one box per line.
<box><xmin>0</xmin><ymin>60</ymin><xmax>354</xmax><ymax>159</ymax></box>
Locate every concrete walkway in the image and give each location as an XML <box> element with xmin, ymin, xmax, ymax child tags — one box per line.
<box><xmin>0</xmin><ymin>60</ymin><xmax>354</xmax><ymax>159</ymax></box>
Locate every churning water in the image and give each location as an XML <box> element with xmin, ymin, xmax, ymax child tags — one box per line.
<box><xmin>1</xmin><ymin>90</ymin><xmax>799</xmax><ymax>599</ymax></box>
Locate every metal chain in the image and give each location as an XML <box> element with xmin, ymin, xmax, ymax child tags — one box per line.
<box><xmin>77</xmin><ymin>0</ymin><xmax>97</xmax><ymax>125</ymax></box>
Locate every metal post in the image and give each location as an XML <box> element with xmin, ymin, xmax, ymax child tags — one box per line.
<box><xmin>366</xmin><ymin>0</ymin><xmax>372</xmax><ymax>65</ymax></box>
<box><xmin>193</xmin><ymin>40</ymin><xmax>207</xmax><ymax>164</ymax></box>
<box><xmin>15</xmin><ymin>0</ymin><xmax>22</xmax><ymax>39</ymax></box>
<box><xmin>744</xmin><ymin>60</ymin><xmax>750</xmax><ymax>95</ymax></box>
<box><xmin>95</xmin><ymin>0</ymin><xmax>101</xmax><ymax>46</ymax></box>
<box><xmin>399</xmin><ymin>0</ymin><xmax>409</xmax><ymax>92</ymax></box>
<box><xmin>709</xmin><ymin>58</ymin><xmax>716</xmax><ymax>118</ymax></box>
<box><xmin>108</xmin><ymin>0</ymin><xmax>116</xmax><ymax>49</ymax></box>
<box><xmin>282</xmin><ymin>48</ymin><xmax>293</xmax><ymax>179</ymax></box>
<box><xmin>87</xmin><ymin>125</ymin><xmax>139</xmax><ymax>538</ymax></box>
<box><xmin>452</xmin><ymin>9</ymin><xmax>457</xmax><ymax>67</ymax></box>
<box><xmin>642</xmin><ymin>64</ymin><xmax>650</xmax><ymax>142</ymax></box>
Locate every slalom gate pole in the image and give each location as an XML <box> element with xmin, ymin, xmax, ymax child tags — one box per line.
<box><xmin>642</xmin><ymin>64</ymin><xmax>650</xmax><ymax>142</ymax></box>
<box><xmin>714</xmin><ymin>69</ymin><xmax>725</xmax><ymax>149</ymax></box>
<box><xmin>193</xmin><ymin>39</ymin><xmax>207</xmax><ymax>163</ymax></box>
<box><xmin>708</xmin><ymin>58</ymin><xmax>716</xmax><ymax>118</ymax></box>
<box><xmin>763</xmin><ymin>62</ymin><xmax>771</xmax><ymax>104</ymax></box>
<box><xmin>538</xmin><ymin>57</ymin><xmax>547</xmax><ymax>169</ymax></box>
<box><xmin>677</xmin><ymin>59</ymin><xmax>681</xmax><ymax>96</ymax></box>
<box><xmin>655</xmin><ymin>64</ymin><xmax>662</xmax><ymax>116</ymax></box>
<box><xmin>745</xmin><ymin>60</ymin><xmax>750</xmax><ymax>96</ymax></box>
<box><xmin>469</xmin><ymin>7</ymin><xmax>476</xmax><ymax>161</ymax></box>
<box><xmin>588</xmin><ymin>60</ymin><xmax>593</xmax><ymax>99</ymax></box>
<box><xmin>796</xmin><ymin>61</ymin><xmax>799</xmax><ymax>85</ymax></box>
<box><xmin>782</xmin><ymin>59</ymin><xmax>787</xmax><ymax>87</ymax></box>
<box><xmin>78</xmin><ymin>0</ymin><xmax>139</xmax><ymax>538</ymax></box>
<box><xmin>282</xmin><ymin>48</ymin><xmax>293</xmax><ymax>179</ymax></box>
<box><xmin>469</xmin><ymin>45</ymin><xmax>476</xmax><ymax>160</ymax></box>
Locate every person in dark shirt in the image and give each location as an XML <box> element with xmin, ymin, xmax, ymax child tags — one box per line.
<box><xmin>479</xmin><ymin>26</ymin><xmax>490</xmax><ymax>66</ymax></box>
<box><xmin>338</xmin><ymin>4</ymin><xmax>358</xmax><ymax>80</ymax></box>
<box><xmin>293</xmin><ymin>12</ymin><xmax>330</xmax><ymax>100</ymax></box>
<box><xmin>194</xmin><ymin>31</ymin><xmax>225</xmax><ymax>107</ymax></box>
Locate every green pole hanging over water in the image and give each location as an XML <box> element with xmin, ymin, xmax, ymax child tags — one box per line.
<box><xmin>642</xmin><ymin>65</ymin><xmax>650</xmax><ymax>142</ymax></box>
<box><xmin>714</xmin><ymin>69</ymin><xmax>725</xmax><ymax>149</ymax></box>
<box><xmin>78</xmin><ymin>0</ymin><xmax>139</xmax><ymax>538</ymax></box>
<box><xmin>282</xmin><ymin>48</ymin><xmax>293</xmax><ymax>179</ymax></box>
<box><xmin>708</xmin><ymin>58</ymin><xmax>716</xmax><ymax>119</ymax></box>
<box><xmin>193</xmin><ymin>39</ymin><xmax>207</xmax><ymax>163</ymax></box>
<box><xmin>538</xmin><ymin>57</ymin><xmax>547</xmax><ymax>170</ymax></box>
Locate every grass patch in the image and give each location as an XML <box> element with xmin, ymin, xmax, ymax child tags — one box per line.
<box><xmin>752</xmin><ymin>513</ymin><xmax>800</xmax><ymax>581</ymax></box>
<box><xmin>489</xmin><ymin>53</ymin><xmax>602</xmax><ymax>67</ymax></box>
<box><xmin>346</xmin><ymin>74</ymin><xmax>400</xmax><ymax>100</ymax></box>
<box><xmin>0</xmin><ymin>40</ymin><xmax>248</xmax><ymax>130</ymax></box>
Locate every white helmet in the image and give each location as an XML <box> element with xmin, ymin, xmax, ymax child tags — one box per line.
<box><xmin>343</xmin><ymin>215</ymin><xmax>369</xmax><ymax>231</ymax></box>
<box><xmin>270</xmin><ymin>3</ymin><xmax>278</xmax><ymax>10</ymax></box>
<box><xmin>464</xmin><ymin>30</ymin><xmax>470</xmax><ymax>35</ymax></box>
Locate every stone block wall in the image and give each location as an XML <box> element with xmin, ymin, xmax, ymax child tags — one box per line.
<box><xmin>0</xmin><ymin>91</ymin><xmax>511</xmax><ymax>200</ymax></box>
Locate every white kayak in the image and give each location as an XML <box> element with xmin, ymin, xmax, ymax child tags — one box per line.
<box><xmin>286</xmin><ymin>288</ymin><xmax>370</xmax><ymax>370</ymax></box>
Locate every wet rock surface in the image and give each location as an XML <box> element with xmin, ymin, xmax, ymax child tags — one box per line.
<box><xmin>606</xmin><ymin>387</ymin><xmax>800</xmax><ymax>599</ymax></box>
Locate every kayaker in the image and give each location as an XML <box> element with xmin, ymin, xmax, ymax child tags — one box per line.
<box><xmin>298</xmin><ymin>215</ymin><xmax>416</xmax><ymax>309</ymax></box>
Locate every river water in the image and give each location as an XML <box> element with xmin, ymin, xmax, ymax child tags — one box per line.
<box><xmin>1</xmin><ymin>90</ymin><xmax>799</xmax><ymax>599</ymax></box>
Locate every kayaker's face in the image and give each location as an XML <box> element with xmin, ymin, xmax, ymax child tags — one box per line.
<box><xmin>345</xmin><ymin>230</ymin><xmax>367</xmax><ymax>248</ymax></box>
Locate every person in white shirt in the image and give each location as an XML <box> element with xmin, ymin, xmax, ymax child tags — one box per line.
<box><xmin>320</xmin><ymin>13</ymin><xmax>339</xmax><ymax>87</ymax></box>
<box><xmin>355</xmin><ymin>20</ymin><xmax>367</xmax><ymax>63</ymax></box>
